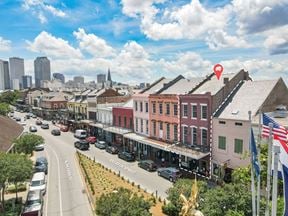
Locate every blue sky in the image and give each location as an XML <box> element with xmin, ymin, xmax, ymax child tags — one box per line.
<box><xmin>0</xmin><ymin>0</ymin><xmax>288</xmax><ymax>84</ymax></box>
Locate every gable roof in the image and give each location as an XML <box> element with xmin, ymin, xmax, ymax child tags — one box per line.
<box><xmin>193</xmin><ymin>73</ymin><xmax>238</xmax><ymax>95</ymax></box>
<box><xmin>217</xmin><ymin>79</ymin><xmax>279</xmax><ymax>120</ymax></box>
<box><xmin>139</xmin><ymin>77</ymin><xmax>172</xmax><ymax>94</ymax></box>
<box><xmin>0</xmin><ymin>116</ymin><xmax>23</xmax><ymax>152</ymax></box>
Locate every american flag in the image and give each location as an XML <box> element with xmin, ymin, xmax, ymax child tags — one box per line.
<box><xmin>262</xmin><ymin>113</ymin><xmax>288</xmax><ymax>146</ymax></box>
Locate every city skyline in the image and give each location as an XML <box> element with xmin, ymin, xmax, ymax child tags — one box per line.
<box><xmin>0</xmin><ymin>0</ymin><xmax>287</xmax><ymax>84</ymax></box>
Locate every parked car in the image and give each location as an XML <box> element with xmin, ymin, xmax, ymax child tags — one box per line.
<box><xmin>25</xmin><ymin>114</ymin><xmax>30</xmax><ymax>119</ymax></box>
<box><xmin>60</xmin><ymin>125</ymin><xmax>69</xmax><ymax>132</ymax></box>
<box><xmin>157</xmin><ymin>167</ymin><xmax>181</xmax><ymax>182</ymax></box>
<box><xmin>29</xmin><ymin>126</ymin><xmax>37</xmax><ymax>133</ymax></box>
<box><xmin>15</xmin><ymin>117</ymin><xmax>21</xmax><ymax>121</ymax></box>
<box><xmin>51</xmin><ymin>129</ymin><xmax>61</xmax><ymax>136</ymax></box>
<box><xmin>29</xmin><ymin>172</ymin><xmax>46</xmax><ymax>195</ymax></box>
<box><xmin>74</xmin><ymin>140</ymin><xmax>89</xmax><ymax>150</ymax></box>
<box><xmin>35</xmin><ymin>120</ymin><xmax>42</xmax><ymax>125</ymax></box>
<box><xmin>19</xmin><ymin>121</ymin><xmax>27</xmax><ymax>126</ymax></box>
<box><xmin>86</xmin><ymin>136</ymin><xmax>97</xmax><ymax>144</ymax></box>
<box><xmin>41</xmin><ymin>123</ymin><xmax>49</xmax><ymax>129</ymax></box>
<box><xmin>21</xmin><ymin>190</ymin><xmax>43</xmax><ymax>216</ymax></box>
<box><xmin>118</xmin><ymin>151</ymin><xmax>135</xmax><ymax>162</ymax></box>
<box><xmin>105</xmin><ymin>146</ymin><xmax>119</xmax><ymax>154</ymax></box>
<box><xmin>74</xmin><ymin>129</ymin><xmax>87</xmax><ymax>139</ymax></box>
<box><xmin>35</xmin><ymin>157</ymin><xmax>48</xmax><ymax>174</ymax></box>
<box><xmin>32</xmin><ymin>114</ymin><xmax>37</xmax><ymax>118</ymax></box>
<box><xmin>138</xmin><ymin>160</ymin><xmax>157</xmax><ymax>172</ymax></box>
<box><xmin>95</xmin><ymin>140</ymin><xmax>106</xmax><ymax>149</ymax></box>
<box><xmin>35</xmin><ymin>143</ymin><xmax>44</xmax><ymax>151</ymax></box>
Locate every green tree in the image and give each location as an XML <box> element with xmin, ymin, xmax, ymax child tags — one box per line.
<box><xmin>14</xmin><ymin>134</ymin><xmax>44</xmax><ymax>155</ymax></box>
<box><xmin>0</xmin><ymin>153</ymin><xmax>11</xmax><ymax>213</ymax></box>
<box><xmin>199</xmin><ymin>183</ymin><xmax>252</xmax><ymax>216</ymax></box>
<box><xmin>162</xmin><ymin>179</ymin><xmax>208</xmax><ymax>216</ymax></box>
<box><xmin>8</xmin><ymin>154</ymin><xmax>33</xmax><ymax>201</ymax></box>
<box><xmin>0</xmin><ymin>91</ymin><xmax>19</xmax><ymax>105</ymax></box>
<box><xmin>0</xmin><ymin>103</ymin><xmax>10</xmax><ymax>116</ymax></box>
<box><xmin>95</xmin><ymin>187</ymin><xmax>152</xmax><ymax>216</ymax></box>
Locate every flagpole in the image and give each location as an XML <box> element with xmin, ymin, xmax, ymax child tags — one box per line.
<box><xmin>249</xmin><ymin>111</ymin><xmax>257</xmax><ymax>216</ymax></box>
<box><xmin>271</xmin><ymin>145</ymin><xmax>280</xmax><ymax>216</ymax></box>
<box><xmin>265</xmin><ymin>122</ymin><xmax>274</xmax><ymax>216</ymax></box>
<box><xmin>257</xmin><ymin>111</ymin><xmax>262</xmax><ymax>216</ymax></box>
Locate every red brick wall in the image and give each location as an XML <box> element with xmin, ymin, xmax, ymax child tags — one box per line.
<box><xmin>112</xmin><ymin>107</ymin><xmax>134</xmax><ymax>129</ymax></box>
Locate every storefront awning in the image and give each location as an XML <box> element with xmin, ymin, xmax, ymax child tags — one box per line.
<box><xmin>80</xmin><ymin>119</ymin><xmax>93</xmax><ymax>124</ymax></box>
<box><xmin>123</xmin><ymin>133</ymin><xmax>209</xmax><ymax>160</ymax></box>
<box><xmin>89</xmin><ymin>122</ymin><xmax>104</xmax><ymax>128</ymax></box>
<box><xmin>104</xmin><ymin>126</ymin><xmax>132</xmax><ymax>135</ymax></box>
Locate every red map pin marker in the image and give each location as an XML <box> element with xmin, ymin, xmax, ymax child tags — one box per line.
<box><xmin>213</xmin><ymin>64</ymin><xmax>224</xmax><ymax>80</ymax></box>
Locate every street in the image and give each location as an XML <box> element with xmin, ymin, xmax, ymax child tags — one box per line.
<box><xmin>17</xmin><ymin>112</ymin><xmax>172</xmax><ymax>215</ymax></box>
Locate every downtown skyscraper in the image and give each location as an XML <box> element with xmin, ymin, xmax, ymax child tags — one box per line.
<box><xmin>9</xmin><ymin>57</ymin><xmax>24</xmax><ymax>90</ymax></box>
<box><xmin>34</xmin><ymin>57</ymin><xmax>51</xmax><ymax>88</ymax></box>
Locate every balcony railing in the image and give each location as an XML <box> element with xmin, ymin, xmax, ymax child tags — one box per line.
<box><xmin>177</xmin><ymin>142</ymin><xmax>210</xmax><ymax>153</ymax></box>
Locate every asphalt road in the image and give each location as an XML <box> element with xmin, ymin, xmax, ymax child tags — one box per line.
<box><xmin>16</xmin><ymin>111</ymin><xmax>173</xmax><ymax>215</ymax></box>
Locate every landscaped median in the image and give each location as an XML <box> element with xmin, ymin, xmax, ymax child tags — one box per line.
<box><xmin>76</xmin><ymin>151</ymin><xmax>165</xmax><ymax>216</ymax></box>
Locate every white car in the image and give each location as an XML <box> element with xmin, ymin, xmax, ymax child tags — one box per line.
<box><xmin>35</xmin><ymin>143</ymin><xmax>44</xmax><ymax>151</ymax></box>
<box><xmin>29</xmin><ymin>172</ymin><xmax>46</xmax><ymax>195</ymax></box>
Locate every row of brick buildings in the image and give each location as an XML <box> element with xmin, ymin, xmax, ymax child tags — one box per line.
<box><xmin>19</xmin><ymin>69</ymin><xmax>288</xmax><ymax>180</ymax></box>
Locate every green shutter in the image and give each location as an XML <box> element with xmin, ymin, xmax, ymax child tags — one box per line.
<box><xmin>234</xmin><ymin>139</ymin><xmax>243</xmax><ymax>154</ymax></box>
<box><xmin>218</xmin><ymin>136</ymin><xmax>226</xmax><ymax>150</ymax></box>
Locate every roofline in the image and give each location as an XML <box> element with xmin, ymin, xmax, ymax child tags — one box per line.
<box><xmin>188</xmin><ymin>73</ymin><xmax>214</xmax><ymax>94</ymax></box>
<box><xmin>139</xmin><ymin>77</ymin><xmax>166</xmax><ymax>94</ymax></box>
<box><xmin>155</xmin><ymin>75</ymin><xmax>184</xmax><ymax>94</ymax></box>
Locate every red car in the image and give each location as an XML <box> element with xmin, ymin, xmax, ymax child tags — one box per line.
<box><xmin>86</xmin><ymin>136</ymin><xmax>97</xmax><ymax>144</ymax></box>
<box><xmin>60</xmin><ymin>125</ymin><xmax>69</xmax><ymax>132</ymax></box>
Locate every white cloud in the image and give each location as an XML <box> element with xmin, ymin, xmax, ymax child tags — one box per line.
<box><xmin>22</xmin><ymin>0</ymin><xmax>66</xmax><ymax>23</ymax></box>
<box><xmin>0</xmin><ymin>37</ymin><xmax>11</xmax><ymax>51</ymax></box>
<box><xmin>122</xmin><ymin>0</ymin><xmax>232</xmax><ymax>41</ymax></box>
<box><xmin>205</xmin><ymin>30</ymin><xmax>250</xmax><ymax>50</ymax></box>
<box><xmin>73</xmin><ymin>28</ymin><xmax>115</xmax><ymax>57</ymax></box>
<box><xmin>233</xmin><ymin>0</ymin><xmax>288</xmax><ymax>34</ymax></box>
<box><xmin>159</xmin><ymin>52</ymin><xmax>212</xmax><ymax>78</ymax></box>
<box><xmin>264</xmin><ymin>26</ymin><xmax>288</xmax><ymax>55</ymax></box>
<box><xmin>26</xmin><ymin>31</ymin><xmax>83</xmax><ymax>59</ymax></box>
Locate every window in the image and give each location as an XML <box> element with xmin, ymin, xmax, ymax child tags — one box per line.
<box><xmin>235</xmin><ymin>122</ymin><xmax>243</xmax><ymax>126</ymax></box>
<box><xmin>159</xmin><ymin>122</ymin><xmax>163</xmax><ymax>130</ymax></box>
<box><xmin>140</xmin><ymin>119</ymin><xmax>143</xmax><ymax>133</ymax></box>
<box><xmin>145</xmin><ymin>102</ymin><xmax>149</xmax><ymax>113</ymax></box>
<box><xmin>234</xmin><ymin>139</ymin><xmax>243</xmax><ymax>154</ymax></box>
<box><xmin>219</xmin><ymin>121</ymin><xmax>226</xmax><ymax>124</ymax></box>
<box><xmin>218</xmin><ymin>136</ymin><xmax>226</xmax><ymax>150</ymax></box>
<box><xmin>166</xmin><ymin>124</ymin><xmax>170</xmax><ymax>140</ymax></box>
<box><xmin>113</xmin><ymin>115</ymin><xmax>116</xmax><ymax>125</ymax></box>
<box><xmin>118</xmin><ymin>116</ymin><xmax>121</xmax><ymax>126</ymax></box>
<box><xmin>130</xmin><ymin>118</ymin><xmax>133</xmax><ymax>129</ymax></box>
<box><xmin>146</xmin><ymin>120</ymin><xmax>149</xmax><ymax>134</ymax></box>
<box><xmin>153</xmin><ymin>121</ymin><xmax>156</xmax><ymax>136</ymax></box>
<box><xmin>192</xmin><ymin>127</ymin><xmax>197</xmax><ymax>145</ymax></box>
<box><xmin>140</xmin><ymin>102</ymin><xmax>143</xmax><ymax>112</ymax></box>
<box><xmin>174</xmin><ymin>125</ymin><xmax>178</xmax><ymax>141</ymax></box>
<box><xmin>166</xmin><ymin>103</ymin><xmax>170</xmax><ymax>115</ymax></box>
<box><xmin>135</xmin><ymin>101</ymin><xmax>138</xmax><ymax>111</ymax></box>
<box><xmin>192</xmin><ymin>105</ymin><xmax>197</xmax><ymax>118</ymax></box>
<box><xmin>135</xmin><ymin>118</ymin><xmax>138</xmax><ymax>132</ymax></box>
<box><xmin>183</xmin><ymin>126</ymin><xmax>188</xmax><ymax>144</ymax></box>
<box><xmin>201</xmin><ymin>105</ymin><xmax>207</xmax><ymax>120</ymax></box>
<box><xmin>174</xmin><ymin>104</ymin><xmax>178</xmax><ymax>116</ymax></box>
<box><xmin>124</xmin><ymin>117</ymin><xmax>127</xmax><ymax>128</ymax></box>
<box><xmin>183</xmin><ymin>104</ymin><xmax>188</xmax><ymax>117</ymax></box>
<box><xmin>152</xmin><ymin>102</ymin><xmax>156</xmax><ymax>114</ymax></box>
<box><xmin>201</xmin><ymin>128</ymin><xmax>208</xmax><ymax>145</ymax></box>
<box><xmin>159</xmin><ymin>103</ymin><xmax>163</xmax><ymax>114</ymax></box>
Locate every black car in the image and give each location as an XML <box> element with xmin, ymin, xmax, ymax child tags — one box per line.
<box><xmin>105</xmin><ymin>146</ymin><xmax>119</xmax><ymax>154</ymax></box>
<box><xmin>118</xmin><ymin>151</ymin><xmax>135</xmax><ymax>162</ymax></box>
<box><xmin>138</xmin><ymin>160</ymin><xmax>157</xmax><ymax>171</ymax></box>
<box><xmin>74</xmin><ymin>140</ymin><xmax>89</xmax><ymax>150</ymax></box>
<box><xmin>41</xmin><ymin>123</ymin><xmax>49</xmax><ymax>129</ymax></box>
<box><xmin>51</xmin><ymin>129</ymin><xmax>61</xmax><ymax>136</ymax></box>
<box><xmin>35</xmin><ymin>157</ymin><xmax>48</xmax><ymax>174</ymax></box>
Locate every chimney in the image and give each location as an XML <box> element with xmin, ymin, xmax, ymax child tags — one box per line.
<box><xmin>223</xmin><ymin>77</ymin><xmax>229</xmax><ymax>85</ymax></box>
